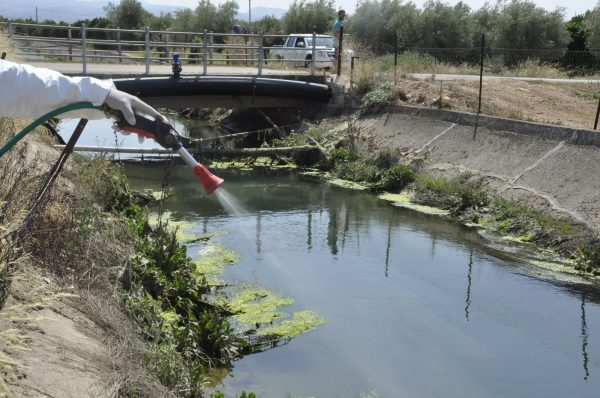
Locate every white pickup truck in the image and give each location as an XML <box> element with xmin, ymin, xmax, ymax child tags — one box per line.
<box><xmin>269</xmin><ymin>34</ymin><xmax>335</xmax><ymax>69</ymax></box>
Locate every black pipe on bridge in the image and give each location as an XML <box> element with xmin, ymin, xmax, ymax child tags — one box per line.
<box><xmin>114</xmin><ymin>76</ymin><xmax>333</xmax><ymax>109</ymax></box>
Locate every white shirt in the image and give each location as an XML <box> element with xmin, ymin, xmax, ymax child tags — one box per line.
<box><xmin>0</xmin><ymin>59</ymin><xmax>113</xmax><ymax>119</ymax></box>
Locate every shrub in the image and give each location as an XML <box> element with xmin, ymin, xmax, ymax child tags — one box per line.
<box><xmin>414</xmin><ymin>174</ymin><xmax>488</xmax><ymax>214</ymax></box>
<box><xmin>368</xmin><ymin>146</ymin><xmax>403</xmax><ymax>169</ymax></box>
<box><xmin>358</xmin><ymin>82</ymin><xmax>394</xmax><ymax>116</ymax></box>
<box><xmin>380</xmin><ymin>165</ymin><xmax>415</xmax><ymax>191</ymax></box>
<box><xmin>330</xmin><ymin>147</ymin><xmax>359</xmax><ymax>163</ymax></box>
<box><xmin>335</xmin><ymin>161</ymin><xmax>380</xmax><ymax>183</ymax></box>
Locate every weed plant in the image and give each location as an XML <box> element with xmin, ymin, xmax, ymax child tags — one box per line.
<box><xmin>380</xmin><ymin>165</ymin><xmax>415</xmax><ymax>191</ymax></box>
<box><xmin>334</xmin><ymin>161</ymin><xmax>379</xmax><ymax>184</ymax></box>
<box><xmin>412</xmin><ymin>173</ymin><xmax>599</xmax><ymax>272</ymax></box>
<box><xmin>358</xmin><ymin>82</ymin><xmax>395</xmax><ymax>116</ymax></box>
<box><xmin>125</xmin><ymin>210</ymin><xmax>244</xmax><ymax>395</ymax></box>
<box><xmin>413</xmin><ymin>174</ymin><xmax>489</xmax><ymax>215</ymax></box>
<box><xmin>330</xmin><ymin>145</ymin><xmax>414</xmax><ymax>191</ymax></box>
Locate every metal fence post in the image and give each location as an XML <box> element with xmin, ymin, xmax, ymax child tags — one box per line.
<box><xmin>337</xmin><ymin>26</ymin><xmax>344</xmax><ymax>76</ymax></box>
<box><xmin>165</xmin><ymin>28</ymin><xmax>170</xmax><ymax>59</ymax></box>
<box><xmin>7</xmin><ymin>20</ymin><xmax>12</xmax><ymax>38</ymax></box>
<box><xmin>350</xmin><ymin>56</ymin><xmax>356</xmax><ymax>88</ymax></box>
<box><xmin>67</xmin><ymin>24</ymin><xmax>72</xmax><ymax>61</ymax></box>
<box><xmin>594</xmin><ymin>96</ymin><xmax>600</xmax><ymax>130</ymax></box>
<box><xmin>203</xmin><ymin>30</ymin><xmax>208</xmax><ymax>75</ymax></box>
<box><xmin>258</xmin><ymin>31</ymin><xmax>264</xmax><ymax>76</ymax></box>
<box><xmin>209</xmin><ymin>32</ymin><xmax>214</xmax><ymax>65</ymax></box>
<box><xmin>81</xmin><ymin>23</ymin><xmax>87</xmax><ymax>75</ymax></box>
<box><xmin>117</xmin><ymin>27</ymin><xmax>122</xmax><ymax>63</ymax></box>
<box><xmin>394</xmin><ymin>32</ymin><xmax>398</xmax><ymax>83</ymax></box>
<box><xmin>473</xmin><ymin>33</ymin><xmax>485</xmax><ymax>140</ymax></box>
<box><xmin>144</xmin><ymin>26</ymin><xmax>150</xmax><ymax>75</ymax></box>
<box><xmin>311</xmin><ymin>31</ymin><xmax>316</xmax><ymax>76</ymax></box>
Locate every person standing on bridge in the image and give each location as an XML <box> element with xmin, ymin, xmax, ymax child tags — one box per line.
<box><xmin>0</xmin><ymin>59</ymin><xmax>164</xmax><ymax>124</ymax></box>
<box><xmin>332</xmin><ymin>9</ymin><xmax>346</xmax><ymax>64</ymax></box>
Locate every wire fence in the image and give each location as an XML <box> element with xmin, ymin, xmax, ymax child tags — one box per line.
<box><xmin>352</xmin><ymin>36</ymin><xmax>600</xmax><ymax>77</ymax></box>
<box><xmin>347</xmin><ymin>35</ymin><xmax>600</xmax><ymax>130</ymax></box>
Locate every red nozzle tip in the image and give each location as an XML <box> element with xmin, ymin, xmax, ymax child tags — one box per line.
<box><xmin>192</xmin><ymin>163</ymin><xmax>224</xmax><ymax>195</ymax></box>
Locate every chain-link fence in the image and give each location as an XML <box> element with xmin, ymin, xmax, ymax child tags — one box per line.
<box><xmin>404</xmin><ymin>47</ymin><xmax>600</xmax><ymax>77</ymax></box>
<box><xmin>353</xmin><ymin>35</ymin><xmax>600</xmax><ymax>77</ymax></box>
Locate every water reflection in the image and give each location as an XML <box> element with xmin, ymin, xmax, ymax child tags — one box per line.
<box><xmin>306</xmin><ymin>207</ymin><xmax>312</xmax><ymax>251</ymax></box>
<box><xmin>465</xmin><ymin>249</ymin><xmax>473</xmax><ymax>321</ymax></box>
<box><xmin>327</xmin><ymin>207</ymin><xmax>339</xmax><ymax>256</ymax></box>
<box><xmin>255</xmin><ymin>212</ymin><xmax>262</xmax><ymax>254</ymax></box>
<box><xmin>582</xmin><ymin>292</ymin><xmax>590</xmax><ymax>380</ymax></box>
<box><xmin>384</xmin><ymin>221</ymin><xmax>392</xmax><ymax>278</ymax></box>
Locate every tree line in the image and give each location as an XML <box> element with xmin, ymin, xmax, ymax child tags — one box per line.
<box><xmin>2</xmin><ymin>0</ymin><xmax>600</xmax><ymax>52</ymax></box>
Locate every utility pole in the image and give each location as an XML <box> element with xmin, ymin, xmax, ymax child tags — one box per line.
<box><xmin>248</xmin><ymin>0</ymin><xmax>252</xmax><ymax>27</ymax></box>
<box><xmin>35</xmin><ymin>6</ymin><xmax>38</xmax><ymax>23</ymax></box>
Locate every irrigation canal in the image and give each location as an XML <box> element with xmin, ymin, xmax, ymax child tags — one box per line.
<box><xmin>60</xmin><ymin>119</ymin><xmax>600</xmax><ymax>398</ymax></box>
<box><xmin>126</xmin><ymin>165</ymin><xmax>600</xmax><ymax>398</ymax></box>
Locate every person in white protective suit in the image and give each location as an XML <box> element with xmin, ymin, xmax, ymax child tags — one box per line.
<box><xmin>0</xmin><ymin>59</ymin><xmax>163</xmax><ymax>124</ymax></box>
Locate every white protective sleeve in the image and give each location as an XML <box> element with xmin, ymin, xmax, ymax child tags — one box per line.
<box><xmin>0</xmin><ymin>59</ymin><xmax>114</xmax><ymax>119</ymax></box>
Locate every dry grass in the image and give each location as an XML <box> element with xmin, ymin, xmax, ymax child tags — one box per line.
<box><xmin>0</xmin><ymin>118</ymin><xmax>46</xmax><ymax>310</ymax></box>
<box><xmin>1</xmin><ymin>114</ymin><xmax>166</xmax><ymax>395</ymax></box>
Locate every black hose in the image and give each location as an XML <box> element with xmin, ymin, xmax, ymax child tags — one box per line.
<box><xmin>114</xmin><ymin>76</ymin><xmax>332</xmax><ymax>101</ymax></box>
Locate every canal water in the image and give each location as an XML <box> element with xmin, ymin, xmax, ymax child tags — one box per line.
<box><xmin>123</xmin><ymin>163</ymin><xmax>600</xmax><ymax>398</ymax></box>
<box><xmin>58</xmin><ymin>115</ymin><xmax>226</xmax><ymax>160</ymax></box>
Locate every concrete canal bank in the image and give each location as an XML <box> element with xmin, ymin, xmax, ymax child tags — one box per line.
<box><xmin>360</xmin><ymin>105</ymin><xmax>600</xmax><ymax>234</ymax></box>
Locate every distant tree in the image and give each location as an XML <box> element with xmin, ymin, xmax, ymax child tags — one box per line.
<box><xmin>253</xmin><ymin>15</ymin><xmax>283</xmax><ymax>35</ymax></box>
<box><xmin>584</xmin><ymin>3</ymin><xmax>600</xmax><ymax>49</ymax></box>
<box><xmin>566</xmin><ymin>14</ymin><xmax>588</xmax><ymax>51</ymax></box>
<box><xmin>86</xmin><ymin>17</ymin><xmax>111</xmax><ymax>40</ymax></box>
<box><xmin>419</xmin><ymin>0</ymin><xmax>473</xmax><ymax>48</ymax></box>
<box><xmin>215</xmin><ymin>0</ymin><xmax>239</xmax><ymax>32</ymax></box>
<box><xmin>470</xmin><ymin>3</ymin><xmax>496</xmax><ymax>45</ymax></box>
<box><xmin>487</xmin><ymin>0</ymin><xmax>568</xmax><ymax>50</ymax></box>
<box><xmin>282</xmin><ymin>0</ymin><xmax>336</xmax><ymax>34</ymax></box>
<box><xmin>149</xmin><ymin>12</ymin><xmax>174</xmax><ymax>31</ymax></box>
<box><xmin>104</xmin><ymin>0</ymin><xmax>149</xmax><ymax>29</ymax></box>
<box><xmin>349</xmin><ymin>0</ymin><xmax>417</xmax><ymax>50</ymax></box>
<box><xmin>172</xmin><ymin>8</ymin><xmax>195</xmax><ymax>33</ymax></box>
<box><xmin>192</xmin><ymin>0</ymin><xmax>238</xmax><ymax>33</ymax></box>
<box><xmin>192</xmin><ymin>0</ymin><xmax>218</xmax><ymax>31</ymax></box>
<box><xmin>388</xmin><ymin>1</ymin><xmax>422</xmax><ymax>47</ymax></box>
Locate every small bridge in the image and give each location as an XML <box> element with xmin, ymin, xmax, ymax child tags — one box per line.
<box><xmin>1</xmin><ymin>22</ymin><xmax>342</xmax><ymax>108</ymax></box>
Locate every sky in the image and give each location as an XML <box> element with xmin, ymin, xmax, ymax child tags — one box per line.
<box><xmin>147</xmin><ymin>0</ymin><xmax>597</xmax><ymax>19</ymax></box>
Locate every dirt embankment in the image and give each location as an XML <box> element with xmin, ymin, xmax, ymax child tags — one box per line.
<box><xmin>0</xmin><ymin>127</ymin><xmax>165</xmax><ymax>397</ymax></box>
<box><xmin>393</xmin><ymin>78</ymin><xmax>599</xmax><ymax>131</ymax></box>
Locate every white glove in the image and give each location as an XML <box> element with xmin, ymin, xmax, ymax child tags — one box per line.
<box><xmin>104</xmin><ymin>88</ymin><xmax>165</xmax><ymax>125</ymax></box>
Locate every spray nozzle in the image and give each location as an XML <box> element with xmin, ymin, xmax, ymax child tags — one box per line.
<box><xmin>111</xmin><ymin>111</ymin><xmax>223</xmax><ymax>195</ymax></box>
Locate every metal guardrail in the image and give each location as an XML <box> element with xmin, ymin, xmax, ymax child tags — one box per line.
<box><xmin>0</xmin><ymin>21</ymin><xmax>332</xmax><ymax>76</ymax></box>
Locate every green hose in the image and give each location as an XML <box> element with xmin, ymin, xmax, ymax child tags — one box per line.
<box><xmin>0</xmin><ymin>102</ymin><xmax>101</xmax><ymax>157</ymax></box>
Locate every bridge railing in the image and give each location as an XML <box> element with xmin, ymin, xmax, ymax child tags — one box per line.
<box><xmin>0</xmin><ymin>21</ymin><xmax>330</xmax><ymax>76</ymax></box>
